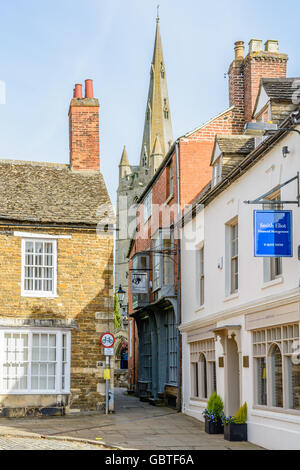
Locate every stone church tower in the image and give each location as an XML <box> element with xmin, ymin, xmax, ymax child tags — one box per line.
<box><xmin>115</xmin><ymin>15</ymin><xmax>173</xmax><ymax>314</ymax></box>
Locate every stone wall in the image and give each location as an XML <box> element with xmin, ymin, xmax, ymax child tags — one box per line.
<box><xmin>0</xmin><ymin>224</ymin><xmax>114</xmax><ymax>412</ymax></box>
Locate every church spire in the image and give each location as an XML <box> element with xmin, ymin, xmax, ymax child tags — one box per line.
<box><xmin>119</xmin><ymin>146</ymin><xmax>131</xmax><ymax>179</ymax></box>
<box><xmin>139</xmin><ymin>15</ymin><xmax>173</xmax><ymax>168</ymax></box>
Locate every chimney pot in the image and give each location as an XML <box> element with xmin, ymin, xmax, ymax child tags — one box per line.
<box><xmin>85</xmin><ymin>79</ymin><xmax>94</xmax><ymax>98</ymax></box>
<box><xmin>74</xmin><ymin>84</ymin><xmax>83</xmax><ymax>99</ymax></box>
<box><xmin>234</xmin><ymin>41</ymin><xmax>245</xmax><ymax>61</ymax></box>
<box><xmin>249</xmin><ymin>39</ymin><xmax>262</xmax><ymax>54</ymax></box>
<box><xmin>265</xmin><ymin>40</ymin><xmax>279</xmax><ymax>53</ymax></box>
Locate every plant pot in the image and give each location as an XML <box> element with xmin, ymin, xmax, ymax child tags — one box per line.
<box><xmin>224</xmin><ymin>423</ymin><xmax>247</xmax><ymax>441</ymax></box>
<box><xmin>205</xmin><ymin>416</ymin><xmax>224</xmax><ymax>434</ymax></box>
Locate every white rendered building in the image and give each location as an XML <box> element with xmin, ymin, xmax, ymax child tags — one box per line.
<box><xmin>180</xmin><ymin>90</ymin><xmax>300</xmax><ymax>449</ymax></box>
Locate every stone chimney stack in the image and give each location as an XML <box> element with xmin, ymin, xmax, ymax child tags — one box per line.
<box><xmin>228</xmin><ymin>39</ymin><xmax>288</xmax><ymax>128</ymax></box>
<box><xmin>228</xmin><ymin>41</ymin><xmax>245</xmax><ymax>134</ymax></box>
<box><xmin>69</xmin><ymin>79</ymin><xmax>100</xmax><ymax>171</ymax></box>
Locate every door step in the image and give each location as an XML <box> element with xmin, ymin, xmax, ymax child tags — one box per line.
<box><xmin>148</xmin><ymin>397</ymin><xmax>165</xmax><ymax>406</ymax></box>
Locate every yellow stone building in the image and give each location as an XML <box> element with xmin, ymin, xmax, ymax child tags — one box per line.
<box><xmin>0</xmin><ymin>80</ymin><xmax>114</xmax><ymax>417</ymax></box>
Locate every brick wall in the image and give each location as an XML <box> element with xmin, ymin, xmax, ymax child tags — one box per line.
<box><xmin>69</xmin><ymin>98</ymin><xmax>100</xmax><ymax>171</ymax></box>
<box><xmin>228</xmin><ymin>45</ymin><xmax>288</xmax><ymax>124</ymax></box>
<box><xmin>244</xmin><ymin>54</ymin><xmax>287</xmax><ymax>122</ymax></box>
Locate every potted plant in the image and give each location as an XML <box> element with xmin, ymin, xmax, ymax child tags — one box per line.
<box><xmin>223</xmin><ymin>402</ymin><xmax>248</xmax><ymax>441</ymax></box>
<box><xmin>202</xmin><ymin>392</ymin><xmax>224</xmax><ymax>434</ymax></box>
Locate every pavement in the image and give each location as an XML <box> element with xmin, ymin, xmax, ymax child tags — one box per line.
<box><xmin>0</xmin><ymin>388</ymin><xmax>262</xmax><ymax>450</ymax></box>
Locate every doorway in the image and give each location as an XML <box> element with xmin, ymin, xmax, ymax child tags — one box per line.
<box><xmin>226</xmin><ymin>336</ymin><xmax>240</xmax><ymax>416</ymax></box>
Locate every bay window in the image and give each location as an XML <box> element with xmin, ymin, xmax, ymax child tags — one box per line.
<box><xmin>253</xmin><ymin>324</ymin><xmax>300</xmax><ymax>411</ymax></box>
<box><xmin>0</xmin><ymin>330</ymin><xmax>70</xmax><ymax>394</ymax></box>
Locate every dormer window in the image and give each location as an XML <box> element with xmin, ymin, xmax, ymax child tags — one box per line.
<box><xmin>161</xmin><ymin>63</ymin><xmax>165</xmax><ymax>79</ymax></box>
<box><xmin>212</xmin><ymin>157</ymin><xmax>222</xmax><ymax>187</ymax></box>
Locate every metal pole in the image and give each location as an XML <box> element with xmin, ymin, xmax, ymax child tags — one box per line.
<box><xmin>175</xmin><ymin>140</ymin><xmax>182</xmax><ymax>413</ymax></box>
<box><xmin>105</xmin><ymin>356</ymin><xmax>109</xmax><ymax>415</ymax></box>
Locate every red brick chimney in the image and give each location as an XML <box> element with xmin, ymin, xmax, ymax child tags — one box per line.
<box><xmin>69</xmin><ymin>79</ymin><xmax>100</xmax><ymax>171</ymax></box>
<box><xmin>228</xmin><ymin>39</ymin><xmax>288</xmax><ymax>126</ymax></box>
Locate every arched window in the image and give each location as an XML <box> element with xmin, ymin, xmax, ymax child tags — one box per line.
<box><xmin>199</xmin><ymin>353</ymin><xmax>208</xmax><ymax>399</ymax></box>
<box><xmin>270</xmin><ymin>343</ymin><xmax>283</xmax><ymax>408</ymax></box>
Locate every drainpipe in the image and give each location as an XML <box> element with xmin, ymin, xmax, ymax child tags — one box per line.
<box><xmin>175</xmin><ymin>139</ymin><xmax>181</xmax><ymax>412</ymax></box>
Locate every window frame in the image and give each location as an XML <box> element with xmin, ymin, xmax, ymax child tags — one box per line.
<box><xmin>230</xmin><ymin>222</ymin><xmax>239</xmax><ymax>294</ymax></box>
<box><xmin>168</xmin><ymin>161</ymin><xmax>174</xmax><ymax>199</ymax></box>
<box><xmin>0</xmin><ymin>329</ymin><xmax>71</xmax><ymax>395</ymax></box>
<box><xmin>144</xmin><ymin>191</ymin><xmax>152</xmax><ymax>223</ymax></box>
<box><xmin>263</xmin><ymin>191</ymin><xmax>283</xmax><ymax>283</ymax></box>
<box><xmin>190</xmin><ymin>339</ymin><xmax>216</xmax><ymax>401</ymax></box>
<box><xmin>212</xmin><ymin>156</ymin><xmax>223</xmax><ymax>187</ymax></box>
<box><xmin>253</xmin><ymin>324</ymin><xmax>300</xmax><ymax>413</ymax></box>
<box><xmin>199</xmin><ymin>246</ymin><xmax>205</xmax><ymax>306</ymax></box>
<box><xmin>21</xmin><ymin>238</ymin><xmax>58</xmax><ymax>298</ymax></box>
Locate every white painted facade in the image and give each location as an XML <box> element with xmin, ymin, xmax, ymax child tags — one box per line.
<box><xmin>180</xmin><ymin>125</ymin><xmax>300</xmax><ymax>449</ymax></box>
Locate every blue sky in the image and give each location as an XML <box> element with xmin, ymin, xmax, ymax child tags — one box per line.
<box><xmin>0</xmin><ymin>0</ymin><xmax>299</xmax><ymax>207</ymax></box>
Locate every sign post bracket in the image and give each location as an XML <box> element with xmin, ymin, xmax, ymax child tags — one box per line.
<box><xmin>244</xmin><ymin>173</ymin><xmax>300</xmax><ymax>207</ymax></box>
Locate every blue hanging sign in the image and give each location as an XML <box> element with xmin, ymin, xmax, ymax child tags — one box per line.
<box><xmin>254</xmin><ymin>210</ymin><xmax>293</xmax><ymax>257</ymax></box>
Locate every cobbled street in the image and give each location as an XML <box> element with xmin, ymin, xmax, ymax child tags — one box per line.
<box><xmin>0</xmin><ymin>389</ymin><xmax>262</xmax><ymax>450</ymax></box>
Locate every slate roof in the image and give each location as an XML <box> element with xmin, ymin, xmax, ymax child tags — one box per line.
<box><xmin>260</xmin><ymin>77</ymin><xmax>300</xmax><ymax>101</ymax></box>
<box><xmin>0</xmin><ymin>160</ymin><xmax>112</xmax><ymax>225</ymax></box>
<box><xmin>216</xmin><ymin>135</ymin><xmax>255</xmax><ymax>155</ymax></box>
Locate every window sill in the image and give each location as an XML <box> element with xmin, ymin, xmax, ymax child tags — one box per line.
<box><xmin>261</xmin><ymin>276</ymin><xmax>284</xmax><ymax>290</ymax></box>
<box><xmin>223</xmin><ymin>292</ymin><xmax>239</xmax><ymax>302</ymax></box>
<box><xmin>195</xmin><ymin>305</ymin><xmax>205</xmax><ymax>314</ymax></box>
<box><xmin>0</xmin><ymin>391</ymin><xmax>70</xmax><ymax>395</ymax></box>
<box><xmin>21</xmin><ymin>292</ymin><xmax>58</xmax><ymax>299</ymax></box>
<box><xmin>190</xmin><ymin>396</ymin><xmax>208</xmax><ymax>403</ymax></box>
<box><xmin>252</xmin><ymin>405</ymin><xmax>300</xmax><ymax>421</ymax></box>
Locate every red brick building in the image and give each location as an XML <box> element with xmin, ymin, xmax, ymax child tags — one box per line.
<box><xmin>128</xmin><ymin>38</ymin><xmax>288</xmax><ymax>408</ymax></box>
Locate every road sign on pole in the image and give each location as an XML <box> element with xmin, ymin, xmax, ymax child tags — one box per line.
<box><xmin>104</xmin><ymin>347</ymin><xmax>114</xmax><ymax>356</ymax></box>
<box><xmin>100</xmin><ymin>332</ymin><xmax>115</xmax><ymax>348</ymax></box>
<box><xmin>100</xmin><ymin>333</ymin><xmax>115</xmax><ymax>415</ymax></box>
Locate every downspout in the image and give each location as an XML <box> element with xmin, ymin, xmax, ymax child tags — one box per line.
<box><xmin>175</xmin><ymin>139</ymin><xmax>181</xmax><ymax>412</ymax></box>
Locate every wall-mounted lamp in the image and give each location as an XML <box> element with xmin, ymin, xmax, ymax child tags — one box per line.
<box><xmin>282</xmin><ymin>146</ymin><xmax>290</xmax><ymax>158</ymax></box>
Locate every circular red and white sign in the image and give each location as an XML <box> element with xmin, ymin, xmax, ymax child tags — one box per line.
<box><xmin>100</xmin><ymin>332</ymin><xmax>115</xmax><ymax>348</ymax></box>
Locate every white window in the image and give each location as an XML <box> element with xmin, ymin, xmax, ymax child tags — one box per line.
<box><xmin>190</xmin><ymin>339</ymin><xmax>216</xmax><ymax>399</ymax></box>
<box><xmin>0</xmin><ymin>330</ymin><xmax>70</xmax><ymax>394</ymax></box>
<box><xmin>253</xmin><ymin>324</ymin><xmax>300</xmax><ymax>410</ymax></box>
<box><xmin>21</xmin><ymin>239</ymin><xmax>57</xmax><ymax>297</ymax></box>
<box><xmin>230</xmin><ymin>222</ymin><xmax>239</xmax><ymax>293</ymax></box>
<box><xmin>212</xmin><ymin>157</ymin><xmax>222</xmax><ymax>187</ymax></box>
<box><xmin>197</xmin><ymin>246</ymin><xmax>205</xmax><ymax>306</ymax></box>
<box><xmin>144</xmin><ymin>191</ymin><xmax>152</xmax><ymax>223</ymax></box>
<box><xmin>263</xmin><ymin>191</ymin><xmax>283</xmax><ymax>283</ymax></box>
